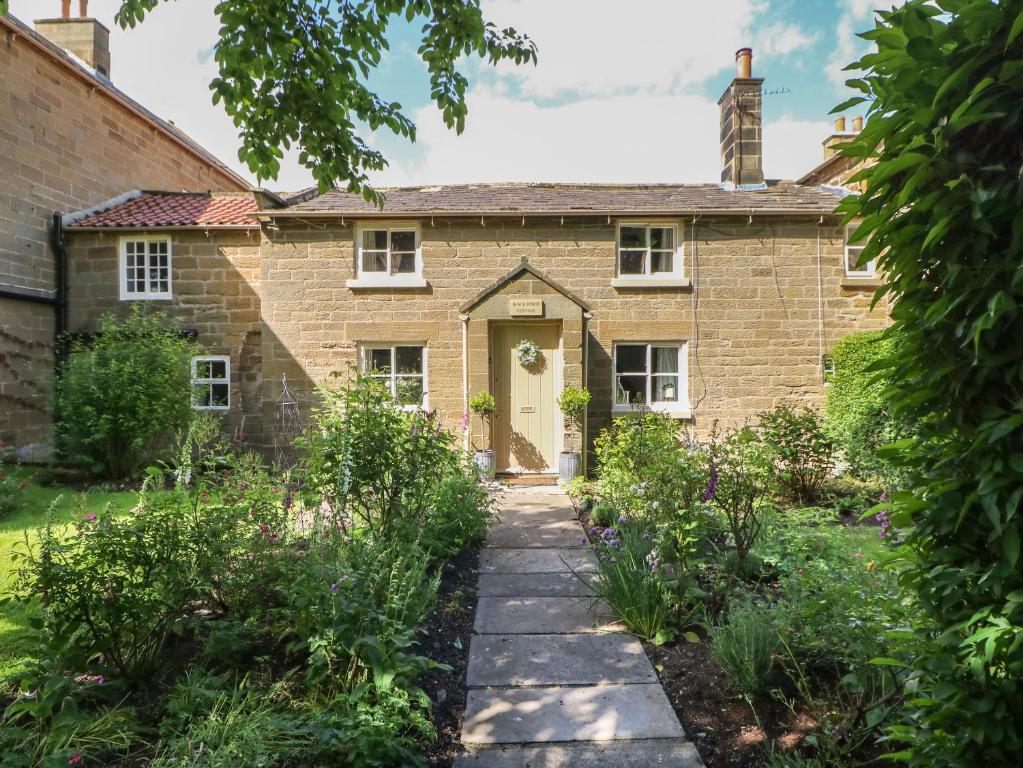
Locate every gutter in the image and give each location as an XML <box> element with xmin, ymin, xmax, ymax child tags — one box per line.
<box><xmin>253</xmin><ymin>207</ymin><xmax>844</xmax><ymax>220</ymax></box>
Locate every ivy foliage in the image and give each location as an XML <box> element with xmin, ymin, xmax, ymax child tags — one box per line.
<box><xmin>109</xmin><ymin>0</ymin><xmax>536</xmax><ymax>201</ymax></box>
<box><xmin>823</xmin><ymin>331</ymin><xmax>900</xmax><ymax>483</ymax></box>
<box><xmin>837</xmin><ymin>1</ymin><xmax>1023</xmax><ymax>763</ymax></box>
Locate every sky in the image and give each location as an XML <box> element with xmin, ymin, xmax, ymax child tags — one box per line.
<box><xmin>11</xmin><ymin>0</ymin><xmax>887</xmax><ymax>191</ymax></box>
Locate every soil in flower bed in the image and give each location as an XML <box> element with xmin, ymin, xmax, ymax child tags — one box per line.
<box><xmin>418</xmin><ymin>545</ymin><xmax>481</xmax><ymax>767</ymax></box>
<box><xmin>644</xmin><ymin>637</ymin><xmax>817</xmax><ymax>768</ymax></box>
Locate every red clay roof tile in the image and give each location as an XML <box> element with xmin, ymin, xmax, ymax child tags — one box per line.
<box><xmin>68</xmin><ymin>192</ymin><xmax>258</xmax><ymax>228</ymax></box>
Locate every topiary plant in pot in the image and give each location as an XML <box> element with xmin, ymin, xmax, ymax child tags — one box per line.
<box><xmin>469</xmin><ymin>391</ymin><xmax>496</xmax><ymax>479</ymax></box>
<box><xmin>557</xmin><ymin>385</ymin><xmax>591</xmax><ymax>482</ymax></box>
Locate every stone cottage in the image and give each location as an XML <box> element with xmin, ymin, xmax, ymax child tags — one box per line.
<box><xmin>55</xmin><ymin>47</ymin><xmax>886</xmax><ymax>476</ymax></box>
<box><xmin>0</xmin><ymin>2</ymin><xmax>248</xmax><ymax>459</ymax></box>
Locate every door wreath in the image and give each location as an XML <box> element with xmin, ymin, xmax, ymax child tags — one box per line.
<box><xmin>515</xmin><ymin>339</ymin><xmax>542</xmax><ymax>367</ymax></box>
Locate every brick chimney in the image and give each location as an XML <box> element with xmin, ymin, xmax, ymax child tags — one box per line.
<box><xmin>718</xmin><ymin>47</ymin><xmax>764</xmax><ymax>187</ymax></box>
<box><xmin>35</xmin><ymin>0</ymin><xmax>111</xmax><ymax>78</ymax></box>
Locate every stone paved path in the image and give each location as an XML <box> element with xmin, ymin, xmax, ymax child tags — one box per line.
<box><xmin>456</xmin><ymin>486</ymin><xmax>704</xmax><ymax>767</ymax></box>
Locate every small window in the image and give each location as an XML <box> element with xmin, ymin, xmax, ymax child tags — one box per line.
<box><xmin>822</xmin><ymin>354</ymin><xmax>836</xmax><ymax>383</ymax></box>
<box><xmin>356</xmin><ymin>224</ymin><xmax>421</xmax><ymax>279</ymax></box>
<box><xmin>192</xmin><ymin>356</ymin><xmax>230</xmax><ymax>410</ymax></box>
<box><xmin>120</xmin><ymin>236</ymin><xmax>172</xmax><ymax>300</ymax></box>
<box><xmin>613</xmin><ymin>343</ymin><xmax>688</xmax><ymax>411</ymax></box>
<box><xmin>844</xmin><ymin>224</ymin><xmax>876</xmax><ymax>278</ymax></box>
<box><xmin>360</xmin><ymin>344</ymin><xmax>427</xmax><ymax>408</ymax></box>
<box><xmin>616</xmin><ymin>223</ymin><xmax>682</xmax><ymax>279</ymax></box>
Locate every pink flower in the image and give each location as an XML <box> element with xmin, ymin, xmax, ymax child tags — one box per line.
<box><xmin>259</xmin><ymin>523</ymin><xmax>270</xmax><ymax>533</ymax></box>
<box><xmin>84</xmin><ymin>513</ymin><xmax>97</xmax><ymax>522</ymax></box>
<box><xmin>461</xmin><ymin>412</ymin><xmax>470</xmax><ymax>431</ymax></box>
<box><xmin>854</xmin><ymin>550</ymin><xmax>863</xmax><ymax>558</ymax></box>
<box><xmin>68</xmin><ymin>756</ymin><xmax>83</xmax><ymax>766</ymax></box>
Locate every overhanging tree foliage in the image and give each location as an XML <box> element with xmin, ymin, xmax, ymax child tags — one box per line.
<box><xmin>12</xmin><ymin>0</ymin><xmax>534</xmax><ymax>200</ymax></box>
<box><xmin>837</xmin><ymin>1</ymin><xmax>1023</xmax><ymax>763</ymax></box>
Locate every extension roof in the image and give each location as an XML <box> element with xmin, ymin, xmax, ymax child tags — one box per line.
<box><xmin>66</xmin><ymin>191</ymin><xmax>259</xmax><ymax>229</ymax></box>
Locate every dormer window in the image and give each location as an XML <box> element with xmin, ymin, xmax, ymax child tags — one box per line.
<box><xmin>348</xmin><ymin>223</ymin><xmax>426</xmax><ymax>288</ymax></box>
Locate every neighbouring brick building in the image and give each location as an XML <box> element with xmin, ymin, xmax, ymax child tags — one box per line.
<box><xmin>52</xmin><ymin>47</ymin><xmax>886</xmax><ymax>476</ymax></box>
<box><xmin>0</xmin><ymin>3</ymin><xmax>248</xmax><ymax>459</ymax></box>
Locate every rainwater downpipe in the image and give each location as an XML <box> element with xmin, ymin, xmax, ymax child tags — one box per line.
<box><xmin>460</xmin><ymin>313</ymin><xmax>469</xmax><ymax>452</ymax></box>
<box><xmin>816</xmin><ymin>223</ymin><xmax>824</xmax><ymax>379</ymax></box>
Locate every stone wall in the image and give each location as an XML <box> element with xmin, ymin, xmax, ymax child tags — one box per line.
<box><xmin>260</xmin><ymin>217</ymin><xmax>889</xmax><ymax>463</ymax></box>
<box><xmin>65</xmin><ymin>230</ymin><xmax>264</xmax><ymax>444</ymax></box>
<box><xmin>0</xmin><ymin>21</ymin><xmax>245</xmax><ymax>458</ymax></box>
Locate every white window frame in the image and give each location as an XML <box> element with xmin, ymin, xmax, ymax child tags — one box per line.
<box><xmin>119</xmin><ymin>235</ymin><xmax>173</xmax><ymax>300</ymax></box>
<box><xmin>191</xmin><ymin>355</ymin><xmax>230</xmax><ymax>411</ymax></box>
<box><xmin>612</xmin><ymin>342</ymin><xmax>690</xmax><ymax>415</ymax></box>
<box><xmin>348</xmin><ymin>222</ymin><xmax>425</xmax><ymax>288</ymax></box>
<box><xmin>844</xmin><ymin>223</ymin><xmax>876</xmax><ymax>278</ymax></box>
<box><xmin>359</xmin><ymin>343</ymin><xmax>429</xmax><ymax>411</ymax></box>
<box><xmin>614</xmin><ymin>221</ymin><xmax>685</xmax><ymax>285</ymax></box>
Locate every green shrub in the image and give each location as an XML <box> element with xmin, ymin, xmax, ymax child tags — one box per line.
<box><xmin>710</xmin><ymin>600</ymin><xmax>778</xmax><ymax>696</ymax></box>
<box><xmin>591</xmin><ymin>519</ymin><xmax>672</xmax><ymax>643</ymax></box>
<box><xmin>419</xmin><ymin>469</ymin><xmax>493</xmax><ymax>558</ymax></box>
<box><xmin>590</xmin><ymin>501</ymin><xmax>617</xmax><ymax>527</ymax></box>
<box><xmin>705</xmin><ymin>425</ymin><xmax>773</xmax><ymax>571</ymax></box>
<box><xmin>594</xmin><ymin>412</ymin><xmax>706</xmax><ymax>524</ymax></box>
<box><xmin>758</xmin><ymin>405</ymin><xmax>834</xmax><ymax>504</ymax></box>
<box><xmin>0</xmin><ymin>467</ymin><xmax>27</xmax><ymax>518</ymax></box>
<box><xmin>557</xmin><ymin>386</ymin><xmax>591</xmax><ymax>453</ymax></box>
<box><xmin>55</xmin><ymin>305</ymin><xmax>196</xmax><ymax>480</ymax></box>
<box><xmin>300</xmin><ymin>372</ymin><xmax>460</xmax><ymax>539</ymax></box>
<box><xmin>823</xmin><ymin>331</ymin><xmax>902</xmax><ymax>484</ymax></box>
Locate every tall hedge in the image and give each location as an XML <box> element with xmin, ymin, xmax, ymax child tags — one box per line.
<box><xmin>824</xmin><ymin>330</ymin><xmax>899</xmax><ymax>482</ymax></box>
<box><xmin>838</xmin><ymin>1</ymin><xmax>1023</xmax><ymax>764</ymax></box>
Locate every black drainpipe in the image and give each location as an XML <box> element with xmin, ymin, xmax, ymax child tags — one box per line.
<box><xmin>51</xmin><ymin>211</ymin><xmax>69</xmax><ymax>344</ymax></box>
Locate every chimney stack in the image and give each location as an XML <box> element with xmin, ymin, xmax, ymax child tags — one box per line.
<box><xmin>718</xmin><ymin>47</ymin><xmax>764</xmax><ymax>187</ymax></box>
<box><xmin>823</xmin><ymin>116</ymin><xmax>863</xmax><ymax>159</ymax></box>
<box><xmin>35</xmin><ymin>1</ymin><xmax>111</xmax><ymax>77</ymax></box>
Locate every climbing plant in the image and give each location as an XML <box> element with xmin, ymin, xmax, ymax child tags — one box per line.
<box><xmin>837</xmin><ymin>1</ymin><xmax>1023</xmax><ymax>764</ymax></box>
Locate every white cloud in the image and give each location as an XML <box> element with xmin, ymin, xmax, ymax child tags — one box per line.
<box><xmin>754</xmin><ymin>22</ymin><xmax>819</xmax><ymax>58</ymax></box>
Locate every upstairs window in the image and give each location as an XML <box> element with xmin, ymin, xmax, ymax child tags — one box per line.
<box><xmin>191</xmin><ymin>356</ymin><xmax>230</xmax><ymax>410</ymax></box>
<box><xmin>120</xmin><ymin>236</ymin><xmax>171</xmax><ymax>300</ymax></box>
<box><xmin>616</xmin><ymin>223</ymin><xmax>683</xmax><ymax>280</ymax></box>
<box><xmin>613</xmin><ymin>343</ymin><xmax>688</xmax><ymax>412</ymax></box>
<box><xmin>844</xmin><ymin>223</ymin><xmax>876</xmax><ymax>278</ymax></box>
<box><xmin>361</xmin><ymin>344</ymin><xmax>427</xmax><ymax>409</ymax></box>
<box><xmin>354</xmin><ymin>224</ymin><xmax>422</xmax><ymax>284</ymax></box>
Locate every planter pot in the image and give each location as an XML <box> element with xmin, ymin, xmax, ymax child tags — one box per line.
<box><xmin>559</xmin><ymin>451</ymin><xmax>582</xmax><ymax>483</ymax></box>
<box><xmin>474</xmin><ymin>449</ymin><xmax>496</xmax><ymax>479</ymax></box>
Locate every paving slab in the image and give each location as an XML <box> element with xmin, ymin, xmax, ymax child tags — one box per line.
<box><xmin>494</xmin><ymin>506</ymin><xmax>578</xmax><ymax>525</ymax></box>
<box><xmin>461</xmin><ymin>684</ymin><xmax>686</xmax><ymax>744</ymax></box>
<box><xmin>480</xmin><ymin>548</ymin><xmax>597</xmax><ymax>574</ymax></box>
<box><xmin>454</xmin><ymin>740</ymin><xmax>704</xmax><ymax>767</ymax></box>
<box><xmin>477</xmin><ymin>572</ymin><xmax>598</xmax><ymax>598</ymax></box>
<box><xmin>474</xmin><ymin>597</ymin><xmax>615</xmax><ymax>634</ymax></box>
<box><xmin>487</xmin><ymin>520</ymin><xmax>585</xmax><ymax>549</ymax></box>
<box><xmin>467</xmin><ymin>634</ymin><xmax>656</xmax><ymax>687</ymax></box>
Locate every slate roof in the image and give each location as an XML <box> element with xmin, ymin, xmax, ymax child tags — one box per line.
<box><xmin>67</xmin><ymin>192</ymin><xmax>259</xmax><ymax>228</ymax></box>
<box><xmin>277</xmin><ymin>181</ymin><xmax>844</xmax><ymax>216</ymax></box>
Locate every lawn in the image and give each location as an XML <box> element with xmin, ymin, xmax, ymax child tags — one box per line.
<box><xmin>0</xmin><ymin>466</ymin><xmax>138</xmax><ymax>685</ymax></box>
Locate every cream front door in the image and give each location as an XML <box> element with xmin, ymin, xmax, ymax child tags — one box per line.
<box><xmin>493</xmin><ymin>323</ymin><xmax>560</xmax><ymax>472</ymax></box>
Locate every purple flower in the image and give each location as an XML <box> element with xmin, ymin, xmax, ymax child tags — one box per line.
<box><xmin>609</xmin><ymin>539</ymin><xmax>621</xmax><ymax>548</ymax></box>
<box><xmin>664</xmin><ymin>565</ymin><xmax>674</xmax><ymax>574</ymax></box>
<box><xmin>84</xmin><ymin>513</ymin><xmax>97</xmax><ymax>522</ymax></box>
<box><xmin>330</xmin><ymin>583</ymin><xmax>339</xmax><ymax>592</ymax></box>
<box><xmin>701</xmin><ymin>467</ymin><xmax>719</xmax><ymax>503</ymax></box>
<box><xmin>580</xmin><ymin>537</ymin><xmax>588</xmax><ymax>545</ymax></box>
<box><xmin>618</xmin><ymin>515</ymin><xmax>627</xmax><ymax>525</ymax></box>
<box><xmin>642</xmin><ymin>532</ymin><xmax>651</xmax><ymax>541</ymax></box>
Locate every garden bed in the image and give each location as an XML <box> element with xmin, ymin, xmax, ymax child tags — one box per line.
<box><xmin>419</xmin><ymin>546</ymin><xmax>481</xmax><ymax>767</ymax></box>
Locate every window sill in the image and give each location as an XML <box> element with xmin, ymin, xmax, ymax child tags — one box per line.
<box><xmin>841</xmin><ymin>277</ymin><xmax>881</xmax><ymax>290</ymax></box>
<box><xmin>613</xmin><ymin>406</ymin><xmax>692</xmax><ymax>419</ymax></box>
<box><xmin>193</xmin><ymin>406</ymin><xmax>230</xmax><ymax>412</ymax></box>
<box><xmin>346</xmin><ymin>277</ymin><xmax>428</xmax><ymax>289</ymax></box>
<box><xmin>611</xmin><ymin>277</ymin><xmax>691</xmax><ymax>289</ymax></box>
<box><xmin>121</xmin><ymin>294</ymin><xmax>173</xmax><ymax>301</ymax></box>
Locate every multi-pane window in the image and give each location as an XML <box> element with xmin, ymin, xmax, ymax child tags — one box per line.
<box><xmin>844</xmin><ymin>224</ymin><xmax>876</xmax><ymax>278</ymax></box>
<box><xmin>362</xmin><ymin>345</ymin><xmax>427</xmax><ymax>408</ymax></box>
<box><xmin>357</xmin><ymin>226</ymin><xmax>420</xmax><ymax>277</ymax></box>
<box><xmin>613</xmin><ymin>343</ymin><xmax>687</xmax><ymax>410</ymax></box>
<box><xmin>617</xmin><ymin>223</ymin><xmax>681</xmax><ymax>278</ymax></box>
<box><xmin>121</xmin><ymin>237</ymin><xmax>171</xmax><ymax>299</ymax></box>
<box><xmin>191</xmin><ymin>356</ymin><xmax>230</xmax><ymax>410</ymax></box>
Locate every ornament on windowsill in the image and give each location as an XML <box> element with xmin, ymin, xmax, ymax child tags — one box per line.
<box><xmin>515</xmin><ymin>339</ymin><xmax>542</xmax><ymax>367</ymax></box>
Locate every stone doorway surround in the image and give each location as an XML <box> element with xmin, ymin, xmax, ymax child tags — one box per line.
<box><xmin>460</xmin><ymin>260</ymin><xmax>592</xmax><ymax>473</ymax></box>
